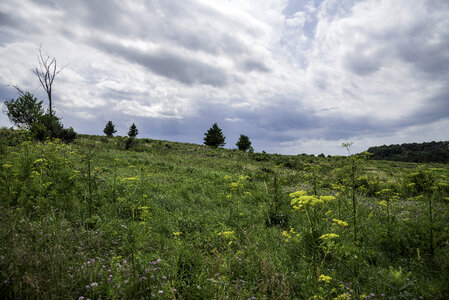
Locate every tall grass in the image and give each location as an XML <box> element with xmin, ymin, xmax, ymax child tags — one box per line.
<box><xmin>1</xmin><ymin>130</ymin><xmax>449</xmax><ymax>298</ymax></box>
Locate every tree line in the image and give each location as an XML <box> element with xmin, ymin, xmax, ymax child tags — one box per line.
<box><xmin>103</xmin><ymin>120</ymin><xmax>253</xmax><ymax>152</ymax></box>
<box><xmin>367</xmin><ymin>141</ymin><xmax>449</xmax><ymax>163</ymax></box>
<box><xmin>4</xmin><ymin>88</ymin><xmax>253</xmax><ymax>151</ymax></box>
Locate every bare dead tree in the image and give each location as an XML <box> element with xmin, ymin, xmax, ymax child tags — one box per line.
<box><xmin>33</xmin><ymin>46</ymin><xmax>65</xmax><ymax>117</ymax></box>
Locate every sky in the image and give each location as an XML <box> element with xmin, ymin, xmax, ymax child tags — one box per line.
<box><xmin>1</xmin><ymin>0</ymin><xmax>448</xmax><ymax>155</ymax></box>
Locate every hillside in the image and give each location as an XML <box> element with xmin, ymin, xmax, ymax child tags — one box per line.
<box><xmin>1</xmin><ymin>128</ymin><xmax>449</xmax><ymax>299</ymax></box>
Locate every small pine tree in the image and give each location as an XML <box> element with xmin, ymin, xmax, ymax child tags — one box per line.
<box><xmin>128</xmin><ymin>123</ymin><xmax>138</xmax><ymax>138</ymax></box>
<box><xmin>103</xmin><ymin>121</ymin><xmax>117</xmax><ymax>137</ymax></box>
<box><xmin>236</xmin><ymin>134</ymin><xmax>251</xmax><ymax>151</ymax></box>
<box><xmin>203</xmin><ymin>123</ymin><xmax>225</xmax><ymax>148</ymax></box>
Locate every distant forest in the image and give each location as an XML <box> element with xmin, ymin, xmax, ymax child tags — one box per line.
<box><xmin>367</xmin><ymin>141</ymin><xmax>449</xmax><ymax>163</ymax></box>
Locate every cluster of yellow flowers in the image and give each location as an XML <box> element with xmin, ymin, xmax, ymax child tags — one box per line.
<box><xmin>318</xmin><ymin>274</ymin><xmax>332</xmax><ymax>284</ymax></box>
<box><xmin>332</xmin><ymin>219</ymin><xmax>348</xmax><ymax>227</ymax></box>
<box><xmin>319</xmin><ymin>233</ymin><xmax>340</xmax><ymax>240</ymax></box>
<box><xmin>218</xmin><ymin>230</ymin><xmax>235</xmax><ymax>240</ymax></box>
<box><xmin>282</xmin><ymin>228</ymin><xmax>300</xmax><ymax>243</ymax></box>
<box><xmin>228</xmin><ymin>175</ymin><xmax>251</xmax><ymax>191</ymax></box>
<box><xmin>289</xmin><ymin>190</ymin><xmax>335</xmax><ymax>211</ymax></box>
<box><xmin>121</xmin><ymin>176</ymin><xmax>140</xmax><ymax>182</ymax></box>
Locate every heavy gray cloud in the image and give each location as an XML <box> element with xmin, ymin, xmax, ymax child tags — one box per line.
<box><xmin>92</xmin><ymin>38</ymin><xmax>230</xmax><ymax>87</ymax></box>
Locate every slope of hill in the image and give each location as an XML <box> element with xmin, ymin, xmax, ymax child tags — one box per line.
<box><xmin>1</xmin><ymin>128</ymin><xmax>449</xmax><ymax>299</ymax></box>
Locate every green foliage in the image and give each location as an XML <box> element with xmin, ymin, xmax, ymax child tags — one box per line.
<box><xmin>236</xmin><ymin>134</ymin><xmax>251</xmax><ymax>151</ymax></box>
<box><xmin>4</xmin><ymin>92</ymin><xmax>44</xmax><ymax>129</ymax></box>
<box><xmin>1</xmin><ymin>133</ymin><xmax>448</xmax><ymax>299</ymax></box>
<box><xmin>29</xmin><ymin>113</ymin><xmax>77</xmax><ymax>142</ymax></box>
<box><xmin>128</xmin><ymin>123</ymin><xmax>138</xmax><ymax>138</ymax></box>
<box><xmin>103</xmin><ymin>121</ymin><xmax>117</xmax><ymax>137</ymax></box>
<box><xmin>368</xmin><ymin>141</ymin><xmax>449</xmax><ymax>163</ymax></box>
<box><xmin>2</xmin><ymin>90</ymin><xmax>76</xmax><ymax>143</ymax></box>
<box><xmin>203</xmin><ymin>123</ymin><xmax>225</xmax><ymax>148</ymax></box>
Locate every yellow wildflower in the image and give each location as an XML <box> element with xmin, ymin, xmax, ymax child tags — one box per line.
<box><xmin>378</xmin><ymin>200</ymin><xmax>388</xmax><ymax>207</ymax></box>
<box><xmin>121</xmin><ymin>176</ymin><xmax>140</xmax><ymax>182</ymax></box>
<box><xmin>219</xmin><ymin>231</ymin><xmax>235</xmax><ymax>239</ymax></box>
<box><xmin>289</xmin><ymin>190</ymin><xmax>307</xmax><ymax>198</ymax></box>
<box><xmin>332</xmin><ymin>219</ymin><xmax>348</xmax><ymax>227</ymax></box>
<box><xmin>320</xmin><ymin>195</ymin><xmax>335</xmax><ymax>202</ymax></box>
<box><xmin>282</xmin><ymin>230</ymin><xmax>291</xmax><ymax>242</ymax></box>
<box><xmin>230</xmin><ymin>182</ymin><xmax>241</xmax><ymax>190</ymax></box>
<box><xmin>319</xmin><ymin>233</ymin><xmax>340</xmax><ymax>240</ymax></box>
<box><xmin>238</xmin><ymin>175</ymin><xmax>250</xmax><ymax>181</ymax></box>
<box><xmin>318</xmin><ymin>274</ymin><xmax>332</xmax><ymax>284</ymax></box>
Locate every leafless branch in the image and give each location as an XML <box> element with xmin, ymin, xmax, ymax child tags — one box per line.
<box><xmin>33</xmin><ymin>45</ymin><xmax>64</xmax><ymax>117</ymax></box>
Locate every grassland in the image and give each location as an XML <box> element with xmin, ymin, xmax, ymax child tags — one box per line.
<box><xmin>1</xmin><ymin>129</ymin><xmax>449</xmax><ymax>299</ymax></box>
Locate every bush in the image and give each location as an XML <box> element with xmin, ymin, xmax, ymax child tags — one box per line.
<box><xmin>60</xmin><ymin>127</ymin><xmax>77</xmax><ymax>143</ymax></box>
<box><xmin>125</xmin><ymin>137</ymin><xmax>138</xmax><ymax>150</ymax></box>
<box><xmin>30</xmin><ymin>114</ymin><xmax>76</xmax><ymax>143</ymax></box>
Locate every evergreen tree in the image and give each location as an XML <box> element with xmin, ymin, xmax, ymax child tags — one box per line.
<box><xmin>236</xmin><ymin>134</ymin><xmax>251</xmax><ymax>151</ymax></box>
<box><xmin>203</xmin><ymin>123</ymin><xmax>225</xmax><ymax>148</ymax></box>
<box><xmin>128</xmin><ymin>123</ymin><xmax>138</xmax><ymax>138</ymax></box>
<box><xmin>103</xmin><ymin>121</ymin><xmax>117</xmax><ymax>137</ymax></box>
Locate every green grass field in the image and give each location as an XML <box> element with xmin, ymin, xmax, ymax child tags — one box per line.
<box><xmin>1</xmin><ymin>129</ymin><xmax>449</xmax><ymax>299</ymax></box>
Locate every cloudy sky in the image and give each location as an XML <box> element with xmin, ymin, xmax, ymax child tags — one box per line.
<box><xmin>1</xmin><ymin>0</ymin><xmax>448</xmax><ymax>155</ymax></box>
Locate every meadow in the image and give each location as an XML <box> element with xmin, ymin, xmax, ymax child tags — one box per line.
<box><xmin>1</xmin><ymin>128</ymin><xmax>448</xmax><ymax>299</ymax></box>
